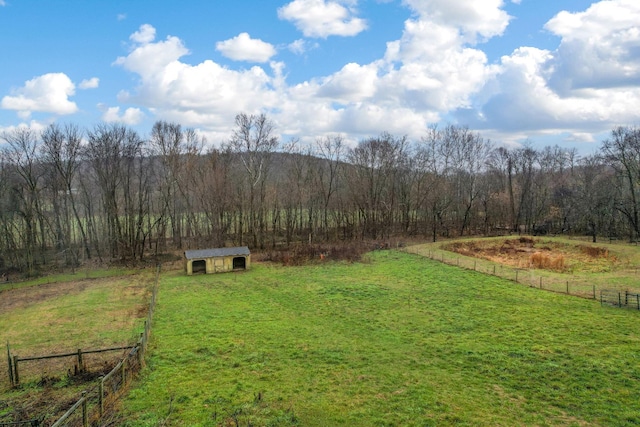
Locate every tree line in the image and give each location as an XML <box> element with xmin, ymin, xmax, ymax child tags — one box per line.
<box><xmin>1</xmin><ymin>113</ymin><xmax>638</xmax><ymax>275</ymax></box>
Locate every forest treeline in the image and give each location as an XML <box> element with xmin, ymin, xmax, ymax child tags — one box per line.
<box><xmin>1</xmin><ymin>113</ymin><xmax>639</xmax><ymax>275</ymax></box>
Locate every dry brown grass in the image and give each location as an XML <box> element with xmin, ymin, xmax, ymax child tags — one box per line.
<box><xmin>530</xmin><ymin>252</ymin><xmax>565</xmax><ymax>271</ymax></box>
<box><xmin>443</xmin><ymin>237</ymin><xmax>620</xmax><ymax>274</ymax></box>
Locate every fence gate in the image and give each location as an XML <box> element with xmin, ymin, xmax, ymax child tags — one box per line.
<box><xmin>600</xmin><ymin>289</ymin><xmax>640</xmax><ymax>309</ymax></box>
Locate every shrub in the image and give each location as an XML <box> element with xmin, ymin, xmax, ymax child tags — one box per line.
<box><xmin>257</xmin><ymin>242</ymin><xmax>371</xmax><ymax>266</ymax></box>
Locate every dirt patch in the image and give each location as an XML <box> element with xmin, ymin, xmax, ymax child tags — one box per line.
<box><xmin>0</xmin><ymin>280</ymin><xmax>91</xmax><ymax>312</ymax></box>
<box><xmin>443</xmin><ymin>238</ymin><xmax>619</xmax><ymax>273</ymax></box>
<box><xmin>0</xmin><ymin>273</ymin><xmax>148</xmax><ymax>425</ymax></box>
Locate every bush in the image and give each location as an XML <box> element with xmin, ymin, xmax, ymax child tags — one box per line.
<box><xmin>257</xmin><ymin>242</ymin><xmax>372</xmax><ymax>266</ymax></box>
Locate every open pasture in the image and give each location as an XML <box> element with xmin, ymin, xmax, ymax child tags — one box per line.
<box><xmin>122</xmin><ymin>251</ymin><xmax>640</xmax><ymax>426</ymax></box>
<box><xmin>0</xmin><ymin>270</ymin><xmax>151</xmax><ymax>423</ymax></box>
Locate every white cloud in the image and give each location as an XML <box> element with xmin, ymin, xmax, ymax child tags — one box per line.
<box><xmin>130</xmin><ymin>23</ymin><xmax>156</xmax><ymax>45</ymax></box>
<box><xmin>317</xmin><ymin>62</ymin><xmax>378</xmax><ymax>102</ymax></box>
<box><xmin>114</xmin><ymin>25</ymin><xmax>279</xmax><ymax>131</ymax></box>
<box><xmin>458</xmin><ymin>0</ymin><xmax>640</xmax><ymax>144</ymax></box>
<box><xmin>79</xmin><ymin>77</ymin><xmax>100</xmax><ymax>89</ymax></box>
<box><xmin>278</xmin><ymin>0</ymin><xmax>367</xmax><ymax>38</ymax></box>
<box><xmin>117</xmin><ymin>13</ymin><xmax>127</xmax><ymax>21</ymax></box>
<box><xmin>111</xmin><ymin>3</ymin><xmax>640</xmax><ymax>148</ymax></box>
<box><xmin>0</xmin><ymin>120</ymin><xmax>48</xmax><ymax>137</ymax></box>
<box><xmin>216</xmin><ymin>33</ymin><xmax>277</xmax><ymax>63</ymax></box>
<box><xmin>544</xmin><ymin>0</ymin><xmax>640</xmax><ymax>93</ymax></box>
<box><xmin>0</xmin><ymin>1</ymin><xmax>6</xmax><ymax>6</ymax></box>
<box><xmin>101</xmin><ymin>106</ymin><xmax>144</xmax><ymax>125</ymax></box>
<box><xmin>401</xmin><ymin>0</ymin><xmax>512</xmax><ymax>43</ymax></box>
<box><xmin>1</xmin><ymin>73</ymin><xmax>78</xmax><ymax>117</ymax></box>
<box><xmin>288</xmin><ymin>39</ymin><xmax>307</xmax><ymax>55</ymax></box>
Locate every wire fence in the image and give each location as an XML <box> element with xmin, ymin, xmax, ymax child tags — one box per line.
<box><xmin>1</xmin><ymin>264</ymin><xmax>160</xmax><ymax>427</ymax></box>
<box><xmin>404</xmin><ymin>246</ymin><xmax>607</xmax><ymax>300</ymax></box>
<box><xmin>600</xmin><ymin>289</ymin><xmax>640</xmax><ymax>310</ymax></box>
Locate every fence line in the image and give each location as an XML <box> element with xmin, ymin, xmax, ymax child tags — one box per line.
<box><xmin>404</xmin><ymin>246</ymin><xmax>609</xmax><ymax>300</ymax></box>
<box><xmin>7</xmin><ymin>346</ymin><xmax>133</xmax><ymax>387</ymax></box>
<box><xmin>600</xmin><ymin>289</ymin><xmax>640</xmax><ymax>310</ymax></box>
<box><xmin>2</xmin><ymin>264</ymin><xmax>160</xmax><ymax>427</ymax></box>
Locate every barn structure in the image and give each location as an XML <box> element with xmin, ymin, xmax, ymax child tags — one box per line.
<box><xmin>184</xmin><ymin>246</ymin><xmax>251</xmax><ymax>275</ymax></box>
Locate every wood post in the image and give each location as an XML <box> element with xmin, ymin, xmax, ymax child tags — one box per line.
<box><xmin>121</xmin><ymin>358</ymin><xmax>127</xmax><ymax>388</ymax></box>
<box><xmin>77</xmin><ymin>349</ymin><xmax>84</xmax><ymax>373</ymax></box>
<box><xmin>99</xmin><ymin>377</ymin><xmax>104</xmax><ymax>417</ymax></box>
<box><xmin>82</xmin><ymin>391</ymin><xmax>88</xmax><ymax>427</ymax></box>
<box><xmin>566</xmin><ymin>281</ymin><xmax>569</xmax><ymax>294</ymax></box>
<box><xmin>13</xmin><ymin>355</ymin><xmax>19</xmax><ymax>386</ymax></box>
<box><xmin>7</xmin><ymin>342</ymin><xmax>13</xmax><ymax>387</ymax></box>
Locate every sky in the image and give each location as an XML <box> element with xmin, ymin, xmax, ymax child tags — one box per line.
<box><xmin>1</xmin><ymin>0</ymin><xmax>639</xmax><ymax>154</ymax></box>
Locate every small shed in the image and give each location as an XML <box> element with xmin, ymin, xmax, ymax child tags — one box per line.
<box><xmin>184</xmin><ymin>246</ymin><xmax>251</xmax><ymax>275</ymax></box>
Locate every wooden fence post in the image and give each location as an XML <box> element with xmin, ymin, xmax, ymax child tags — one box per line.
<box><xmin>82</xmin><ymin>391</ymin><xmax>88</xmax><ymax>427</ymax></box>
<box><xmin>137</xmin><ymin>336</ymin><xmax>144</xmax><ymax>368</ymax></box>
<box><xmin>566</xmin><ymin>281</ymin><xmax>569</xmax><ymax>294</ymax></box>
<box><xmin>515</xmin><ymin>270</ymin><xmax>518</xmax><ymax>283</ymax></box>
<box><xmin>99</xmin><ymin>377</ymin><xmax>104</xmax><ymax>417</ymax></box>
<box><xmin>7</xmin><ymin>342</ymin><xmax>13</xmax><ymax>387</ymax></box>
<box><xmin>539</xmin><ymin>277</ymin><xmax>542</xmax><ymax>289</ymax></box>
<box><xmin>13</xmin><ymin>355</ymin><xmax>19</xmax><ymax>386</ymax></box>
<box><xmin>77</xmin><ymin>349</ymin><xmax>84</xmax><ymax>373</ymax></box>
<box><xmin>121</xmin><ymin>358</ymin><xmax>127</xmax><ymax>388</ymax></box>
<box><xmin>593</xmin><ymin>285</ymin><xmax>596</xmax><ymax>300</ymax></box>
<box><xmin>625</xmin><ymin>291</ymin><xmax>629</xmax><ymax>306</ymax></box>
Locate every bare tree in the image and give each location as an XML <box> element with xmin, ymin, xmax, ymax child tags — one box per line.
<box><xmin>347</xmin><ymin>133</ymin><xmax>407</xmax><ymax>239</ymax></box>
<box><xmin>314</xmin><ymin>135</ymin><xmax>345</xmax><ymax>241</ymax></box>
<box><xmin>228</xmin><ymin>113</ymin><xmax>279</xmax><ymax>248</ymax></box>
<box><xmin>1</xmin><ymin>128</ymin><xmax>45</xmax><ymax>274</ymax></box>
<box><xmin>83</xmin><ymin>123</ymin><xmax>144</xmax><ymax>258</ymax></box>
<box><xmin>41</xmin><ymin>123</ymin><xmax>91</xmax><ymax>262</ymax></box>
<box><xmin>601</xmin><ymin>126</ymin><xmax>640</xmax><ymax>241</ymax></box>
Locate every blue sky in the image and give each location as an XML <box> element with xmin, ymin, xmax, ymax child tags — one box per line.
<box><xmin>1</xmin><ymin>0</ymin><xmax>639</xmax><ymax>153</ymax></box>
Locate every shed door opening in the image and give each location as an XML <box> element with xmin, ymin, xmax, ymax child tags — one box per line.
<box><xmin>192</xmin><ymin>259</ymin><xmax>206</xmax><ymax>274</ymax></box>
<box><xmin>233</xmin><ymin>257</ymin><xmax>246</xmax><ymax>270</ymax></box>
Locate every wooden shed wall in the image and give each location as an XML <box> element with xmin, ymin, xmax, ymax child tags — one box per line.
<box><xmin>185</xmin><ymin>254</ymin><xmax>251</xmax><ymax>275</ymax></box>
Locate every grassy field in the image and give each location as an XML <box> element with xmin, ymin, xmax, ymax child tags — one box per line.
<box><xmin>408</xmin><ymin>236</ymin><xmax>640</xmax><ymax>296</ymax></box>
<box><xmin>0</xmin><ymin>269</ymin><xmax>152</xmax><ymax>422</ymax></box>
<box><xmin>121</xmin><ymin>251</ymin><xmax>640</xmax><ymax>426</ymax></box>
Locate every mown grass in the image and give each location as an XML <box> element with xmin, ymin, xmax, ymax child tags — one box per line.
<box><xmin>122</xmin><ymin>251</ymin><xmax>640</xmax><ymax>426</ymax></box>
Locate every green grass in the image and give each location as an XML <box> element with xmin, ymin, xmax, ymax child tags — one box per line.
<box><xmin>0</xmin><ymin>270</ymin><xmax>153</xmax><ymax>423</ymax></box>
<box><xmin>122</xmin><ymin>251</ymin><xmax>640</xmax><ymax>426</ymax></box>
<box><xmin>409</xmin><ymin>236</ymin><xmax>640</xmax><ymax>296</ymax></box>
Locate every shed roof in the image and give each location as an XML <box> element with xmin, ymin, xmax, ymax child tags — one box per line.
<box><xmin>184</xmin><ymin>246</ymin><xmax>250</xmax><ymax>260</ymax></box>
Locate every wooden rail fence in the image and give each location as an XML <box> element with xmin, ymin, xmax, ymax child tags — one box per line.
<box><xmin>6</xmin><ymin>345</ymin><xmax>132</xmax><ymax>387</ymax></box>
<box><xmin>2</xmin><ymin>264</ymin><xmax>160</xmax><ymax>427</ymax></box>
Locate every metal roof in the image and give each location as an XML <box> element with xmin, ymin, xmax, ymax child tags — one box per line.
<box><xmin>184</xmin><ymin>246</ymin><xmax>250</xmax><ymax>260</ymax></box>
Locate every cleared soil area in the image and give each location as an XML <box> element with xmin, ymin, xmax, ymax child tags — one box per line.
<box><xmin>443</xmin><ymin>237</ymin><xmax>621</xmax><ymax>273</ymax></box>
